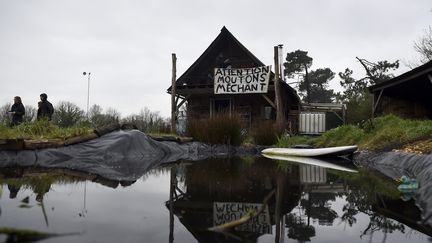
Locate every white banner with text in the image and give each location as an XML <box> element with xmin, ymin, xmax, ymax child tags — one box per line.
<box><xmin>213</xmin><ymin>202</ymin><xmax>272</xmax><ymax>234</ymax></box>
<box><xmin>214</xmin><ymin>66</ymin><xmax>271</xmax><ymax>94</ymax></box>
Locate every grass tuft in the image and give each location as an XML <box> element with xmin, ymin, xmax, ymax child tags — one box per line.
<box><xmin>0</xmin><ymin>120</ymin><xmax>93</xmax><ymax>140</ymax></box>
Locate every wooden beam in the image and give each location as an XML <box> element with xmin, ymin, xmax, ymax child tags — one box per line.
<box><xmin>372</xmin><ymin>89</ymin><xmax>384</xmax><ymax>118</ymax></box>
<box><xmin>274</xmin><ymin>46</ymin><xmax>285</xmax><ymax>126</ymax></box>
<box><xmin>331</xmin><ymin>111</ymin><xmax>344</xmax><ymax>123</ymax></box>
<box><xmin>261</xmin><ymin>94</ymin><xmax>276</xmax><ymax>108</ymax></box>
<box><xmin>176</xmin><ymin>95</ymin><xmax>190</xmax><ymax>110</ymax></box>
<box><xmin>171</xmin><ymin>53</ymin><xmax>177</xmax><ymax>134</ymax></box>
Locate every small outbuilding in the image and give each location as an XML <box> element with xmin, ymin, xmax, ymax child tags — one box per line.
<box><xmin>167</xmin><ymin>27</ymin><xmax>300</xmax><ymax>132</ymax></box>
<box><xmin>369</xmin><ymin>60</ymin><xmax>432</xmax><ymax>119</ymax></box>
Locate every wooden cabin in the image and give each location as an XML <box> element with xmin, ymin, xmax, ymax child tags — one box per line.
<box><xmin>168</xmin><ymin>27</ymin><xmax>300</xmax><ymax>132</ymax></box>
<box><xmin>369</xmin><ymin>60</ymin><xmax>432</xmax><ymax>119</ymax></box>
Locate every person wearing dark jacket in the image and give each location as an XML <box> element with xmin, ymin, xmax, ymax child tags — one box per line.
<box><xmin>9</xmin><ymin>96</ymin><xmax>25</xmax><ymax>126</ymax></box>
<box><xmin>37</xmin><ymin>93</ymin><xmax>54</xmax><ymax>120</ymax></box>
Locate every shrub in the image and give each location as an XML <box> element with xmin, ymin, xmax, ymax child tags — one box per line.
<box><xmin>187</xmin><ymin>112</ymin><xmax>245</xmax><ymax>146</ymax></box>
<box><xmin>251</xmin><ymin>121</ymin><xmax>285</xmax><ymax>145</ymax></box>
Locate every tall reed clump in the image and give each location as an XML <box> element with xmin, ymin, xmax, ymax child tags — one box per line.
<box><xmin>187</xmin><ymin>112</ymin><xmax>245</xmax><ymax>146</ymax></box>
<box><xmin>251</xmin><ymin>121</ymin><xmax>285</xmax><ymax>145</ymax></box>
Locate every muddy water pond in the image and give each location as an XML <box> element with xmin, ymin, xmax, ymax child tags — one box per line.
<box><xmin>0</xmin><ymin>156</ymin><xmax>431</xmax><ymax>243</ymax></box>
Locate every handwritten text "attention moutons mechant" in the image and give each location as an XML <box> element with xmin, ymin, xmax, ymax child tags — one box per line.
<box><xmin>214</xmin><ymin>66</ymin><xmax>271</xmax><ymax>94</ymax></box>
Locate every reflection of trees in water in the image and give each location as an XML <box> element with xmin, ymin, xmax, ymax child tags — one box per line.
<box><xmin>0</xmin><ymin>169</ymin><xmax>84</xmax><ymax>202</ymax></box>
<box><xmin>281</xmin><ymin>167</ymin><xmax>414</xmax><ymax>242</ymax></box>
<box><xmin>171</xmin><ymin>158</ymin><xmax>420</xmax><ymax>242</ymax></box>
<box><xmin>285</xmin><ymin>214</ymin><xmax>315</xmax><ymax>242</ymax></box>
<box><xmin>140</xmin><ymin>165</ymin><xmax>171</xmax><ymax>182</ymax></box>
<box><xmin>0</xmin><ymin>168</ymin><xmax>139</xmax><ymax>201</ymax></box>
<box><xmin>332</xmin><ymin>168</ymin><xmax>407</xmax><ymax>239</ymax></box>
<box><xmin>300</xmin><ymin>193</ymin><xmax>338</xmax><ymax>226</ymax></box>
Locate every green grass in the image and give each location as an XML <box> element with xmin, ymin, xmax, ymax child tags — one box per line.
<box><xmin>277</xmin><ymin>115</ymin><xmax>432</xmax><ymax>151</ymax></box>
<box><xmin>277</xmin><ymin>135</ymin><xmax>316</xmax><ymax>148</ymax></box>
<box><xmin>0</xmin><ymin>120</ymin><xmax>93</xmax><ymax>140</ymax></box>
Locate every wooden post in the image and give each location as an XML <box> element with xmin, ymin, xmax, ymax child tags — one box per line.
<box><xmin>171</xmin><ymin>53</ymin><xmax>177</xmax><ymax>134</ymax></box>
<box><xmin>168</xmin><ymin>166</ymin><xmax>176</xmax><ymax>243</ymax></box>
<box><xmin>274</xmin><ymin>46</ymin><xmax>284</xmax><ymax>127</ymax></box>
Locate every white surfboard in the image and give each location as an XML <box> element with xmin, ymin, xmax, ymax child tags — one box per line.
<box><xmin>261</xmin><ymin>145</ymin><xmax>358</xmax><ymax>157</ymax></box>
<box><xmin>262</xmin><ymin>154</ymin><xmax>358</xmax><ymax>173</ymax></box>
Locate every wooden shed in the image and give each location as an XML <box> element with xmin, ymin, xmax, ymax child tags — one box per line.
<box><xmin>369</xmin><ymin>61</ymin><xmax>432</xmax><ymax>119</ymax></box>
<box><xmin>168</xmin><ymin>27</ymin><xmax>300</xmax><ymax>132</ymax></box>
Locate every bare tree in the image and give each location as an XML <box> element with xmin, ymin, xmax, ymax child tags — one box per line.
<box><xmin>88</xmin><ymin>104</ymin><xmax>105</xmax><ymax>127</ymax></box>
<box><xmin>414</xmin><ymin>26</ymin><xmax>432</xmax><ymax>63</ymax></box>
<box><xmin>24</xmin><ymin>105</ymin><xmax>37</xmax><ymax>122</ymax></box>
<box><xmin>104</xmin><ymin>107</ymin><xmax>121</xmax><ymax>124</ymax></box>
<box><xmin>0</xmin><ymin>103</ymin><xmax>12</xmax><ymax>126</ymax></box>
<box><xmin>52</xmin><ymin>101</ymin><xmax>85</xmax><ymax>127</ymax></box>
<box><xmin>123</xmin><ymin>107</ymin><xmax>169</xmax><ymax>133</ymax></box>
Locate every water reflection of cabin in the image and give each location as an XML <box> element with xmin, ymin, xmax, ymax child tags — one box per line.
<box><xmin>166</xmin><ymin>158</ymin><xmax>301</xmax><ymax>242</ymax></box>
<box><xmin>167</xmin><ymin>27</ymin><xmax>300</xmax><ymax>131</ymax></box>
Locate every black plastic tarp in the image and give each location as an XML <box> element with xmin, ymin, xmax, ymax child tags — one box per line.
<box><xmin>354</xmin><ymin>152</ymin><xmax>432</xmax><ymax>227</ymax></box>
<box><xmin>0</xmin><ymin>130</ymin><xmax>258</xmax><ymax>182</ymax></box>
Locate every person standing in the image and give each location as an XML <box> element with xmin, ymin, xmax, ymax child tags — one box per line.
<box><xmin>8</xmin><ymin>96</ymin><xmax>25</xmax><ymax>126</ymax></box>
<box><xmin>37</xmin><ymin>93</ymin><xmax>54</xmax><ymax>120</ymax></box>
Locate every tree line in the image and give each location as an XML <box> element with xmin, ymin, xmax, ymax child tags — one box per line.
<box><xmin>0</xmin><ymin>101</ymin><xmax>170</xmax><ymax>133</ymax></box>
<box><xmin>283</xmin><ymin>25</ymin><xmax>431</xmax><ymax>124</ymax></box>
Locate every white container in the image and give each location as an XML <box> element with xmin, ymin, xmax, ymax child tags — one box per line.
<box><xmin>299</xmin><ymin>112</ymin><xmax>326</xmax><ymax>134</ymax></box>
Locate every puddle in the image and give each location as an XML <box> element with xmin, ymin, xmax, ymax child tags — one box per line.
<box><xmin>0</xmin><ymin>156</ymin><xmax>430</xmax><ymax>242</ymax></box>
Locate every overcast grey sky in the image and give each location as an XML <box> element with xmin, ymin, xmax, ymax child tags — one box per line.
<box><xmin>0</xmin><ymin>0</ymin><xmax>430</xmax><ymax>117</ymax></box>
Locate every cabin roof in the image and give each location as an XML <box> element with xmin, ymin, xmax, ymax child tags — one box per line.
<box><xmin>368</xmin><ymin>60</ymin><xmax>432</xmax><ymax>92</ymax></box>
<box><xmin>175</xmin><ymin>26</ymin><xmax>265</xmax><ymax>85</ymax></box>
<box><xmin>167</xmin><ymin>26</ymin><xmax>299</xmax><ymax>102</ymax></box>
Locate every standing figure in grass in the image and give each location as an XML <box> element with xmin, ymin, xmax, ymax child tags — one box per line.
<box><xmin>8</xmin><ymin>96</ymin><xmax>25</xmax><ymax>126</ymax></box>
<box><xmin>37</xmin><ymin>93</ymin><xmax>54</xmax><ymax>121</ymax></box>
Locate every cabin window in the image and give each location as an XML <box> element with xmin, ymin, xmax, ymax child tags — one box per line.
<box><xmin>264</xmin><ymin>106</ymin><xmax>276</xmax><ymax>120</ymax></box>
<box><xmin>210</xmin><ymin>98</ymin><xmax>232</xmax><ymax>116</ymax></box>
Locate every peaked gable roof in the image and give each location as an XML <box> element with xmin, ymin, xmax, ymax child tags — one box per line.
<box><xmin>175</xmin><ymin>26</ymin><xmax>267</xmax><ymax>86</ymax></box>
